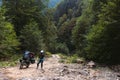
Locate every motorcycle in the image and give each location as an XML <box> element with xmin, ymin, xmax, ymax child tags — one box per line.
<box><xmin>19</xmin><ymin>58</ymin><xmax>30</xmax><ymax>69</ymax></box>
<box><xmin>19</xmin><ymin>52</ymin><xmax>35</xmax><ymax>69</ymax></box>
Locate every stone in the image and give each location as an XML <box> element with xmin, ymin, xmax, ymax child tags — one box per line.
<box><xmin>117</xmin><ymin>73</ymin><xmax>120</xmax><ymax>77</ymax></box>
<box><xmin>87</xmin><ymin>61</ymin><xmax>96</xmax><ymax>68</ymax></box>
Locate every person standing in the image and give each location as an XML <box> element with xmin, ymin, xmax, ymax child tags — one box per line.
<box><xmin>36</xmin><ymin>50</ymin><xmax>45</xmax><ymax>69</ymax></box>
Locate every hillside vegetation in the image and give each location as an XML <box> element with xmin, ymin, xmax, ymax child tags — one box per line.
<box><xmin>0</xmin><ymin>0</ymin><xmax>120</xmax><ymax>65</ymax></box>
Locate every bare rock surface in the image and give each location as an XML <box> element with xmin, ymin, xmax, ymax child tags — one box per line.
<box><xmin>0</xmin><ymin>54</ymin><xmax>119</xmax><ymax>80</ymax></box>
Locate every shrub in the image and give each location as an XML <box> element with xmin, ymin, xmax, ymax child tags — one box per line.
<box><xmin>45</xmin><ymin>52</ymin><xmax>52</xmax><ymax>57</ymax></box>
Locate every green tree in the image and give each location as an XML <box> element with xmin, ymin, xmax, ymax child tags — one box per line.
<box><xmin>72</xmin><ymin>0</ymin><xmax>107</xmax><ymax>56</ymax></box>
<box><xmin>57</xmin><ymin>14</ymin><xmax>67</xmax><ymax>28</ymax></box>
<box><xmin>54</xmin><ymin>0</ymin><xmax>83</xmax><ymax>53</ymax></box>
<box><xmin>85</xmin><ymin>0</ymin><xmax>120</xmax><ymax>64</ymax></box>
<box><xmin>0</xmin><ymin>7</ymin><xmax>19</xmax><ymax>59</ymax></box>
<box><xmin>20</xmin><ymin>21</ymin><xmax>44</xmax><ymax>53</ymax></box>
<box><xmin>58</xmin><ymin>18</ymin><xmax>77</xmax><ymax>52</ymax></box>
<box><xmin>3</xmin><ymin>0</ymin><xmax>47</xmax><ymax>36</ymax></box>
<box><xmin>54</xmin><ymin>0</ymin><xmax>79</xmax><ymax>24</ymax></box>
<box><xmin>3</xmin><ymin>0</ymin><xmax>56</xmax><ymax>52</ymax></box>
<box><xmin>42</xmin><ymin>8</ymin><xmax>58</xmax><ymax>52</ymax></box>
<box><xmin>72</xmin><ymin>0</ymin><xmax>94</xmax><ymax>56</ymax></box>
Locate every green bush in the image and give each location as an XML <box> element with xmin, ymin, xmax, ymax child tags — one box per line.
<box><xmin>66</xmin><ymin>54</ymin><xmax>78</xmax><ymax>63</ymax></box>
<box><xmin>45</xmin><ymin>52</ymin><xmax>52</xmax><ymax>57</ymax></box>
<box><xmin>58</xmin><ymin>53</ymin><xmax>67</xmax><ymax>59</ymax></box>
<box><xmin>0</xmin><ymin>54</ymin><xmax>21</xmax><ymax>67</ymax></box>
<box><xmin>59</xmin><ymin>59</ymin><xmax>65</xmax><ymax>63</ymax></box>
<box><xmin>58</xmin><ymin>53</ymin><xmax>83</xmax><ymax>63</ymax></box>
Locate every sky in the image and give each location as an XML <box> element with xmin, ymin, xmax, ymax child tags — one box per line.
<box><xmin>0</xmin><ymin>0</ymin><xmax>62</xmax><ymax>8</ymax></box>
<box><xmin>48</xmin><ymin>0</ymin><xmax>62</xmax><ymax>8</ymax></box>
<box><xmin>0</xmin><ymin>0</ymin><xmax>2</xmax><ymax>6</ymax></box>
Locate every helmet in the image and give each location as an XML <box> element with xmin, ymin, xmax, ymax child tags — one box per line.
<box><xmin>40</xmin><ymin>50</ymin><xmax>44</xmax><ymax>54</ymax></box>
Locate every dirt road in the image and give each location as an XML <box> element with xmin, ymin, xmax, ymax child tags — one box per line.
<box><xmin>0</xmin><ymin>55</ymin><xmax>119</xmax><ymax>80</ymax></box>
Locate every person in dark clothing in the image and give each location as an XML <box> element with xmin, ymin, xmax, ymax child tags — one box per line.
<box><xmin>19</xmin><ymin>51</ymin><xmax>30</xmax><ymax>69</ymax></box>
<box><xmin>22</xmin><ymin>51</ymin><xmax>30</xmax><ymax>60</ymax></box>
<box><xmin>36</xmin><ymin>50</ymin><xmax>45</xmax><ymax>69</ymax></box>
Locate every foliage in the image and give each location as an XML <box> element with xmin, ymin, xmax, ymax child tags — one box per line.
<box><xmin>3</xmin><ymin>0</ymin><xmax>46</xmax><ymax>35</ymax></box>
<box><xmin>66</xmin><ymin>54</ymin><xmax>78</xmax><ymax>63</ymax></box>
<box><xmin>1</xmin><ymin>0</ymin><xmax>120</xmax><ymax>65</ymax></box>
<box><xmin>42</xmin><ymin>8</ymin><xmax>58</xmax><ymax>52</ymax></box>
<box><xmin>20</xmin><ymin>21</ymin><xmax>44</xmax><ymax>53</ymax></box>
<box><xmin>54</xmin><ymin>0</ymin><xmax>81</xmax><ymax>24</ymax></box>
<box><xmin>58</xmin><ymin>53</ymin><xmax>67</xmax><ymax>59</ymax></box>
<box><xmin>52</xmin><ymin>0</ymin><xmax>84</xmax><ymax>55</ymax></box>
<box><xmin>58</xmin><ymin>18</ymin><xmax>77</xmax><ymax>52</ymax></box>
<box><xmin>56</xmin><ymin>43</ymin><xmax>69</xmax><ymax>54</ymax></box>
<box><xmin>72</xmin><ymin>0</ymin><xmax>107</xmax><ymax>57</ymax></box>
<box><xmin>85</xmin><ymin>0</ymin><xmax>120</xmax><ymax>64</ymax></box>
<box><xmin>3</xmin><ymin>0</ymin><xmax>58</xmax><ymax>53</ymax></box>
<box><xmin>57</xmin><ymin>14</ymin><xmax>67</xmax><ymax>28</ymax></box>
<box><xmin>0</xmin><ymin>7</ymin><xmax>20</xmax><ymax>59</ymax></box>
<box><xmin>0</xmin><ymin>54</ymin><xmax>21</xmax><ymax>67</ymax></box>
<box><xmin>72</xmin><ymin>0</ymin><xmax>95</xmax><ymax>56</ymax></box>
<box><xmin>45</xmin><ymin>52</ymin><xmax>52</xmax><ymax>57</ymax></box>
<box><xmin>58</xmin><ymin>53</ymin><xmax>84</xmax><ymax>63</ymax></box>
<box><xmin>59</xmin><ymin>59</ymin><xmax>65</xmax><ymax>63</ymax></box>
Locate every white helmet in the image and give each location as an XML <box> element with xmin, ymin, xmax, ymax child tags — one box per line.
<box><xmin>40</xmin><ymin>50</ymin><xmax>44</xmax><ymax>54</ymax></box>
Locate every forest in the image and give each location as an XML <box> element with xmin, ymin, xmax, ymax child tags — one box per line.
<box><xmin>0</xmin><ymin>0</ymin><xmax>120</xmax><ymax>65</ymax></box>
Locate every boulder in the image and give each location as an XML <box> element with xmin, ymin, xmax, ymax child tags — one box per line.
<box><xmin>87</xmin><ymin>61</ymin><xmax>96</xmax><ymax>68</ymax></box>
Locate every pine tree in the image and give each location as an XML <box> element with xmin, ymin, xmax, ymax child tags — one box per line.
<box><xmin>0</xmin><ymin>7</ymin><xmax>19</xmax><ymax>59</ymax></box>
<box><xmin>85</xmin><ymin>0</ymin><xmax>120</xmax><ymax>64</ymax></box>
<box><xmin>3</xmin><ymin>0</ymin><xmax>46</xmax><ymax>36</ymax></box>
<box><xmin>20</xmin><ymin>21</ymin><xmax>44</xmax><ymax>53</ymax></box>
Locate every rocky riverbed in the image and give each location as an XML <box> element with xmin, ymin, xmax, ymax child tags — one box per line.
<box><xmin>0</xmin><ymin>55</ymin><xmax>120</xmax><ymax>80</ymax></box>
